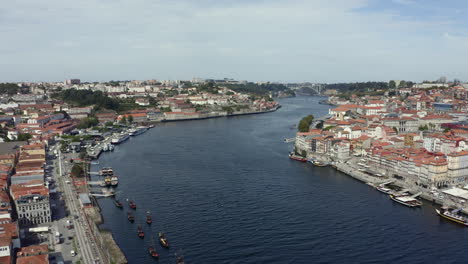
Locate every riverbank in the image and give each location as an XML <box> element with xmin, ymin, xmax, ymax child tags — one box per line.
<box><xmin>301</xmin><ymin>152</ymin><xmax>468</xmax><ymax>218</ymax></box>
<box><xmin>101</xmin><ymin>230</ymin><xmax>128</xmax><ymax>264</ymax></box>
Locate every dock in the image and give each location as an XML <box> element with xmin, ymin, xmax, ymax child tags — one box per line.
<box><xmin>87</xmin><ymin>181</ymin><xmax>105</xmax><ymax>186</ymax></box>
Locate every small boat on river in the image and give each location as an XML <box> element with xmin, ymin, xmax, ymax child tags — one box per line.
<box><xmin>148</xmin><ymin>246</ymin><xmax>159</xmax><ymax>258</ymax></box>
<box><xmin>114</xmin><ymin>199</ymin><xmax>123</xmax><ymax>208</ymax></box>
<box><xmin>127</xmin><ymin>211</ymin><xmax>135</xmax><ymax>222</ymax></box>
<box><xmin>146</xmin><ymin>211</ymin><xmax>152</xmax><ymax>225</ymax></box>
<box><xmin>137</xmin><ymin>225</ymin><xmax>145</xmax><ymax>238</ymax></box>
<box><xmin>159</xmin><ymin>232</ymin><xmax>169</xmax><ymax>248</ymax></box>
<box><xmin>128</xmin><ymin>200</ymin><xmax>137</xmax><ymax>209</ymax></box>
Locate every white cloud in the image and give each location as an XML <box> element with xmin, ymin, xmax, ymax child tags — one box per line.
<box><xmin>392</xmin><ymin>0</ymin><xmax>416</xmax><ymax>5</ymax></box>
<box><xmin>0</xmin><ymin>0</ymin><xmax>467</xmax><ymax>82</ymax></box>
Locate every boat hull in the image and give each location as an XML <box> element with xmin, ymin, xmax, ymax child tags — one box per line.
<box><xmin>436</xmin><ymin>209</ymin><xmax>468</xmax><ymax>226</ymax></box>
<box><xmin>111</xmin><ymin>134</ymin><xmax>130</xmax><ymax>144</ymax></box>
<box><xmin>289</xmin><ymin>154</ymin><xmax>307</xmax><ymax>162</ymax></box>
<box><xmin>389</xmin><ymin>195</ymin><xmax>422</xmax><ymax>208</ymax></box>
<box><xmin>376</xmin><ymin>186</ymin><xmax>392</xmax><ymax>194</ymax></box>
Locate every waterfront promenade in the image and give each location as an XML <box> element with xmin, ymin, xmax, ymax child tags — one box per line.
<box><xmin>56</xmin><ymin>149</ymin><xmax>107</xmax><ymax>264</ymax></box>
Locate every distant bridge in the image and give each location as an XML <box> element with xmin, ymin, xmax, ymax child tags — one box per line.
<box><xmin>286</xmin><ymin>83</ymin><xmax>325</xmax><ymax>95</ymax></box>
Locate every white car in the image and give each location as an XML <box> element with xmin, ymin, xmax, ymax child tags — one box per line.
<box><xmin>70</xmin><ymin>250</ymin><xmax>76</xmax><ymax>257</ymax></box>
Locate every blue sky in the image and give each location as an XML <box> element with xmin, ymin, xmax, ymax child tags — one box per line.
<box><xmin>1</xmin><ymin>0</ymin><xmax>467</xmax><ymax>83</ymax></box>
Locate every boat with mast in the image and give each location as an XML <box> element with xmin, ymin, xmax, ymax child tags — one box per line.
<box><xmin>148</xmin><ymin>235</ymin><xmax>159</xmax><ymax>258</ymax></box>
<box><xmin>137</xmin><ymin>225</ymin><xmax>145</xmax><ymax>238</ymax></box>
<box><xmin>127</xmin><ymin>211</ymin><xmax>135</xmax><ymax>223</ymax></box>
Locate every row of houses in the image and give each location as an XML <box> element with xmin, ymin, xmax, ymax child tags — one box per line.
<box><xmin>0</xmin><ymin>142</ymin><xmax>51</xmax><ymax>264</ymax></box>
<box><xmin>296</xmin><ymin>85</ymin><xmax>468</xmax><ymax>190</ymax></box>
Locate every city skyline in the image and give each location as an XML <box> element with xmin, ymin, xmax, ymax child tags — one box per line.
<box><xmin>1</xmin><ymin>0</ymin><xmax>468</xmax><ymax>82</ymax></box>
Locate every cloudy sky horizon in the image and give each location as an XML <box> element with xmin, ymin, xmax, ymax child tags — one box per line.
<box><xmin>1</xmin><ymin>0</ymin><xmax>467</xmax><ymax>83</ymax></box>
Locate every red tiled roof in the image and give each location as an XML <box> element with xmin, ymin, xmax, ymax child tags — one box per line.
<box><xmin>17</xmin><ymin>244</ymin><xmax>48</xmax><ymax>257</ymax></box>
<box><xmin>16</xmin><ymin>254</ymin><xmax>49</xmax><ymax>264</ymax></box>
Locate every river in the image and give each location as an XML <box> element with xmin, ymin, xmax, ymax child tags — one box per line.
<box><xmin>93</xmin><ymin>96</ymin><xmax>468</xmax><ymax>264</ymax></box>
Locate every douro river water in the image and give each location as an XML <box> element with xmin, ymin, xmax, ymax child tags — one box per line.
<box><xmin>93</xmin><ymin>97</ymin><xmax>468</xmax><ymax>264</ymax></box>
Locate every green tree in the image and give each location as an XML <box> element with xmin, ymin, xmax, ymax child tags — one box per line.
<box><xmin>70</xmin><ymin>164</ymin><xmax>84</xmax><ymax>178</ymax></box>
<box><xmin>79</xmin><ymin>151</ymin><xmax>88</xmax><ymax>160</ymax></box>
<box><xmin>298</xmin><ymin>115</ymin><xmax>314</xmax><ymax>132</ymax></box>
<box><xmin>127</xmin><ymin>115</ymin><xmax>134</xmax><ymax>124</ymax></box>
<box><xmin>77</xmin><ymin>117</ymin><xmax>99</xmax><ymax>129</ymax></box>
<box><xmin>120</xmin><ymin>116</ymin><xmax>127</xmax><ymax>124</ymax></box>
<box><xmin>398</xmin><ymin>80</ymin><xmax>407</xmax><ymax>88</ymax></box>
<box><xmin>105</xmin><ymin>121</ymin><xmax>114</xmax><ymax>127</ymax></box>
<box><xmin>16</xmin><ymin>133</ymin><xmax>32</xmax><ymax>141</ymax></box>
<box><xmin>52</xmin><ymin>89</ymin><xmax>120</xmax><ymax>110</ymax></box>
<box><xmin>418</xmin><ymin>125</ymin><xmax>428</xmax><ymax>131</ymax></box>
<box><xmin>222</xmin><ymin>106</ymin><xmax>234</xmax><ymax>114</ymax></box>
<box><xmin>389</xmin><ymin>80</ymin><xmax>396</xmax><ymax>89</ymax></box>
<box><xmin>148</xmin><ymin>96</ymin><xmax>158</xmax><ymax>106</ymax></box>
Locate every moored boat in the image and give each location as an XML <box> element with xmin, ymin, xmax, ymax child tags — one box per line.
<box><xmin>436</xmin><ymin>207</ymin><xmax>468</xmax><ymax>226</ymax></box>
<box><xmin>148</xmin><ymin>246</ymin><xmax>159</xmax><ymax>258</ymax></box>
<box><xmin>111</xmin><ymin>133</ymin><xmax>130</xmax><ymax>144</ymax></box>
<box><xmin>111</xmin><ymin>175</ymin><xmax>118</xmax><ymax>186</ymax></box>
<box><xmin>159</xmin><ymin>232</ymin><xmax>169</xmax><ymax>248</ymax></box>
<box><xmin>114</xmin><ymin>199</ymin><xmax>123</xmax><ymax>208</ymax></box>
<box><xmin>128</xmin><ymin>200</ymin><xmax>137</xmax><ymax>209</ymax></box>
<box><xmin>376</xmin><ymin>185</ymin><xmax>393</xmax><ymax>194</ymax></box>
<box><xmin>127</xmin><ymin>211</ymin><xmax>135</xmax><ymax>222</ymax></box>
<box><xmin>313</xmin><ymin>160</ymin><xmax>327</xmax><ymax>167</ymax></box>
<box><xmin>389</xmin><ymin>194</ymin><xmax>422</xmax><ymax>207</ymax></box>
<box><xmin>104</xmin><ymin>176</ymin><xmax>112</xmax><ymax>186</ymax></box>
<box><xmin>137</xmin><ymin>225</ymin><xmax>145</xmax><ymax>238</ymax></box>
<box><xmin>289</xmin><ymin>152</ymin><xmax>307</xmax><ymax>162</ymax></box>
<box><xmin>128</xmin><ymin>128</ymin><xmax>137</xmax><ymax>136</ymax></box>
<box><xmin>99</xmin><ymin>167</ymin><xmax>113</xmax><ymax>176</ymax></box>
<box><xmin>146</xmin><ymin>212</ymin><xmax>152</xmax><ymax>225</ymax></box>
<box><xmin>130</xmin><ymin>126</ymin><xmax>148</xmax><ymax>136</ymax></box>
